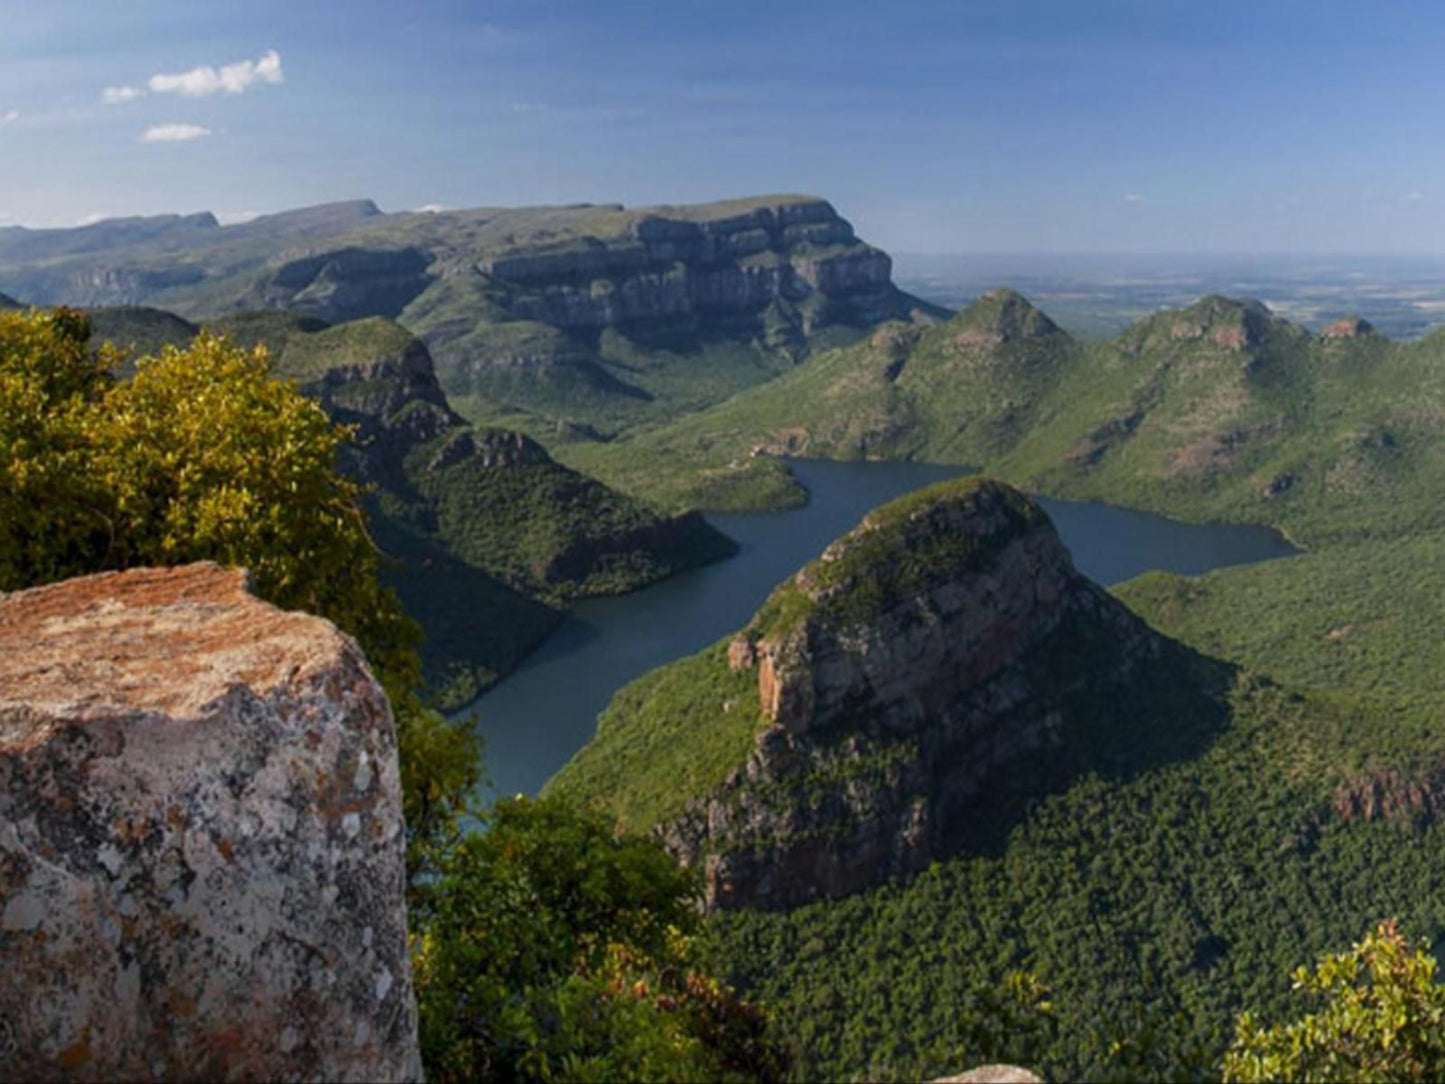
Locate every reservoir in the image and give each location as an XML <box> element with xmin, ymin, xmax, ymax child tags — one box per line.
<box><xmin>470</xmin><ymin>460</ymin><xmax>1294</xmax><ymax>798</ymax></box>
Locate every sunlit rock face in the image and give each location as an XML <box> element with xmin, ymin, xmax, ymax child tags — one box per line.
<box><xmin>0</xmin><ymin>563</ymin><xmax>420</xmax><ymax>1082</ymax></box>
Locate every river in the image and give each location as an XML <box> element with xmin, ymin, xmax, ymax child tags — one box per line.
<box><xmin>469</xmin><ymin>460</ymin><xmax>1294</xmax><ymax>798</ymax></box>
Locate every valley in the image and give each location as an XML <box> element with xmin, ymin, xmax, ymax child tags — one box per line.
<box><xmin>475</xmin><ymin>458</ymin><xmax>1291</xmax><ymax>798</ymax></box>
<box><xmin>6</xmin><ymin>195</ymin><xmax>1445</xmax><ymax>1080</ymax></box>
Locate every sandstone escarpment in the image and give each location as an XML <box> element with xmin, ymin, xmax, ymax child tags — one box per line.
<box><xmin>0</xmin><ymin>564</ymin><xmax>420</xmax><ymax>1082</ymax></box>
<box><xmin>659</xmin><ymin>479</ymin><xmax>1166</xmax><ymax>910</ymax></box>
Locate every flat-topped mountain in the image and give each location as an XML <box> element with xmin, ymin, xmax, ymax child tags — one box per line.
<box><xmin>0</xmin><ymin>195</ymin><xmax>943</xmax><ymax>439</ymax></box>
<box><xmin>549</xmin><ymin>477</ymin><xmax>1217</xmax><ymax>909</ymax></box>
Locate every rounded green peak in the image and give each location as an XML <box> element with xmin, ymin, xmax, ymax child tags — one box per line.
<box><xmin>1125</xmin><ymin>293</ymin><xmax>1302</xmax><ymax>351</ymax></box>
<box><xmin>949</xmin><ymin>287</ymin><xmax>1062</xmax><ymax>344</ymax></box>
<box><xmin>748</xmin><ymin>476</ymin><xmax>1053</xmax><ymax>642</ymax></box>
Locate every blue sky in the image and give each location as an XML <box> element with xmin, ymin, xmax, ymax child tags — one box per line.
<box><xmin>1</xmin><ymin>0</ymin><xmax>1442</xmax><ymax>253</ymax></box>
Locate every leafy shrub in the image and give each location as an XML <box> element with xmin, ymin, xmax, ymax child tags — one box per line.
<box><xmin>411</xmin><ymin>797</ymin><xmax>790</xmax><ymax>1083</ymax></box>
<box><xmin>1223</xmin><ymin>920</ymin><xmax>1445</xmax><ymax>1083</ymax></box>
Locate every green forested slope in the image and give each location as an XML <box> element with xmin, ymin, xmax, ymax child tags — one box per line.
<box><xmin>546</xmin><ymin>310</ymin><xmax>1445</xmax><ymax>1077</ymax></box>
<box><xmin>83</xmin><ymin>307</ymin><xmax>735</xmax><ymax>706</ymax></box>
<box><xmin>563</xmin><ymin>292</ymin><xmax>1445</xmax><ymax>554</ymax></box>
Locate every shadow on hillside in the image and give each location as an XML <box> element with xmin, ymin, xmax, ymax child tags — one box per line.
<box><xmin>938</xmin><ymin>626</ymin><xmax>1238</xmax><ymax>862</ymax></box>
<box><xmin>376</xmin><ymin>523</ymin><xmax>565</xmax><ymax>711</ymax></box>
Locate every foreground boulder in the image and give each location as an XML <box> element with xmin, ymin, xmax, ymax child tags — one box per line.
<box><xmin>0</xmin><ymin>564</ymin><xmax>420</xmax><ymax>1081</ymax></box>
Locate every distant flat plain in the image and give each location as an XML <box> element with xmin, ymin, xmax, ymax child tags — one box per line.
<box><xmin>895</xmin><ymin>252</ymin><xmax>1445</xmax><ymax>339</ymax></box>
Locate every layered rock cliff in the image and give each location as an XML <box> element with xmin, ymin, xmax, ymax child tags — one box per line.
<box><xmin>0</xmin><ymin>563</ymin><xmax>420</xmax><ymax>1081</ymax></box>
<box><xmin>551</xmin><ymin>477</ymin><xmax>1170</xmax><ymax>910</ymax></box>
<box><xmin>0</xmin><ymin>195</ymin><xmax>941</xmax><ymax>436</ymax></box>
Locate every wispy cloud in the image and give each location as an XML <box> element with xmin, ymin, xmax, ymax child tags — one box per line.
<box><xmin>140</xmin><ymin>123</ymin><xmax>211</xmax><ymax>143</ymax></box>
<box><xmin>101</xmin><ymin>85</ymin><xmax>143</xmax><ymax>105</ymax></box>
<box><xmin>414</xmin><ymin>203</ymin><xmax>447</xmax><ymax>213</ymax></box>
<box><xmin>104</xmin><ymin>50</ymin><xmax>284</xmax><ymax>106</ymax></box>
<box><xmin>1405</xmin><ymin>191</ymin><xmax>1425</xmax><ymax>203</ymax></box>
<box><xmin>1</xmin><ymin>109</ymin><xmax>18</xmax><ymax>124</ymax></box>
<box><xmin>150</xmin><ymin>49</ymin><xmax>282</xmax><ymax>98</ymax></box>
<box><xmin>76</xmin><ymin>213</ymin><xmax>110</xmax><ymax>226</ymax></box>
<box><xmin>1123</xmin><ymin>193</ymin><xmax>1144</xmax><ymax>203</ymax></box>
<box><xmin>216</xmin><ymin>210</ymin><xmax>261</xmax><ymax>225</ymax></box>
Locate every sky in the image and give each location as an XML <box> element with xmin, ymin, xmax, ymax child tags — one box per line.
<box><xmin>1</xmin><ymin>0</ymin><xmax>1443</xmax><ymax>254</ymax></box>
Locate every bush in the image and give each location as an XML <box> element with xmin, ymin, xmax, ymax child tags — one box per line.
<box><xmin>411</xmin><ymin>797</ymin><xmax>790</xmax><ymax>1083</ymax></box>
<box><xmin>1223</xmin><ymin>920</ymin><xmax>1445</xmax><ymax>1083</ymax></box>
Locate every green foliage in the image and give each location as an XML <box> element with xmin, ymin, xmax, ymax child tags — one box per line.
<box><xmin>410</xmin><ymin>796</ymin><xmax>789</xmax><ymax>1083</ymax></box>
<box><xmin>1223</xmin><ymin>921</ymin><xmax>1445</xmax><ymax>1083</ymax></box>
<box><xmin>0</xmin><ymin>308</ymin><xmax>414</xmax><ymax>676</ymax></box>
<box><xmin>0</xmin><ymin>307</ymin><xmax>481</xmax><ymax>881</ymax></box>
<box><xmin>412</xmin><ymin>436</ymin><xmax>736</xmax><ymax>602</ymax></box>
<box><xmin>546</xmin><ymin>638</ymin><xmax>763</xmax><ymax>833</ymax></box>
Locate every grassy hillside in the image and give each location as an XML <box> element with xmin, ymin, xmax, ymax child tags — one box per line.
<box><xmin>562</xmin><ymin>292</ymin><xmax>1445</xmax><ymax>555</ymax></box>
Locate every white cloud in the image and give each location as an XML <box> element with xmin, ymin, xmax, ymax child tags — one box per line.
<box><xmin>216</xmin><ymin>210</ymin><xmax>261</xmax><ymax>225</ymax></box>
<box><xmin>1405</xmin><ymin>191</ymin><xmax>1425</xmax><ymax>203</ymax></box>
<box><xmin>76</xmin><ymin>213</ymin><xmax>110</xmax><ymax>226</ymax></box>
<box><xmin>414</xmin><ymin>203</ymin><xmax>446</xmax><ymax>214</ymax></box>
<box><xmin>102</xmin><ymin>85</ymin><xmax>143</xmax><ymax>105</ymax></box>
<box><xmin>1123</xmin><ymin>193</ymin><xmax>1144</xmax><ymax>203</ymax></box>
<box><xmin>0</xmin><ymin>109</ymin><xmax>18</xmax><ymax>124</ymax></box>
<box><xmin>149</xmin><ymin>49</ymin><xmax>283</xmax><ymax>98</ymax></box>
<box><xmin>140</xmin><ymin>123</ymin><xmax>211</xmax><ymax>143</ymax></box>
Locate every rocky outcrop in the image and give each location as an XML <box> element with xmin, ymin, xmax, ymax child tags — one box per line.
<box><xmin>1320</xmin><ymin>316</ymin><xmax>1374</xmax><ymax>339</ymax></box>
<box><xmin>661</xmin><ymin>478</ymin><xmax>1165</xmax><ymax>910</ymax></box>
<box><xmin>0</xmin><ymin>564</ymin><xmax>420</xmax><ymax>1082</ymax></box>
<box><xmin>1325</xmin><ymin>767</ymin><xmax>1445</xmax><ymax>830</ymax></box>
<box><xmin>258</xmin><ymin>247</ymin><xmax>433</xmax><ymax>324</ymax></box>
<box><xmin>467</xmin><ymin>198</ymin><xmax>905</xmax><ymax>335</ymax></box>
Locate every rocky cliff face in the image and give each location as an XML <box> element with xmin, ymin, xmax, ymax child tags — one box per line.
<box><xmin>0</xmin><ymin>563</ymin><xmax>420</xmax><ymax>1081</ymax></box>
<box><xmin>468</xmin><ymin>198</ymin><xmax>901</xmax><ymax>331</ymax></box>
<box><xmin>656</xmin><ymin>478</ymin><xmax>1165</xmax><ymax>910</ymax></box>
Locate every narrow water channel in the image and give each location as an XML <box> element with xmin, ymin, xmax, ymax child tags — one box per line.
<box><xmin>469</xmin><ymin>460</ymin><xmax>1294</xmax><ymax>798</ymax></box>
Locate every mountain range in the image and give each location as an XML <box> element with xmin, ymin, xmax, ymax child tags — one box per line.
<box><xmin>9</xmin><ymin>195</ymin><xmax>1445</xmax><ymax>1078</ymax></box>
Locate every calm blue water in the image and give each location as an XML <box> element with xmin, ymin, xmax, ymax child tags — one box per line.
<box><xmin>468</xmin><ymin>460</ymin><xmax>1294</xmax><ymax>798</ymax></box>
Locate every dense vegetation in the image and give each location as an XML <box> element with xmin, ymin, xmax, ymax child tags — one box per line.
<box><xmin>545</xmin><ymin>289</ymin><xmax>1445</xmax><ymax>1078</ymax></box>
<box><xmin>0</xmin><ymin>306</ymin><xmax>784</xmax><ymax>1082</ymax></box>
<box><xmin>412</xmin><ymin>796</ymin><xmax>790</xmax><ymax>1083</ymax></box>
<box><xmin>58</xmin><ymin>303</ymin><xmax>736</xmax><ymax>707</ymax></box>
<box><xmin>1222</xmin><ymin>920</ymin><xmax>1445</xmax><ymax>1083</ymax></box>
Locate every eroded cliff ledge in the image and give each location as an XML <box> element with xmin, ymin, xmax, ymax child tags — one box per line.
<box><xmin>0</xmin><ymin>564</ymin><xmax>420</xmax><ymax>1082</ymax></box>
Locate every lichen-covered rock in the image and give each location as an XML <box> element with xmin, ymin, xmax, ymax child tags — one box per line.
<box><xmin>0</xmin><ymin>563</ymin><xmax>420</xmax><ymax>1082</ymax></box>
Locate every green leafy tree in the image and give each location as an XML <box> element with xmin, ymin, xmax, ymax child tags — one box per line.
<box><xmin>0</xmin><ymin>307</ymin><xmax>471</xmax><ymax>884</ymax></box>
<box><xmin>410</xmin><ymin>796</ymin><xmax>791</xmax><ymax>1083</ymax></box>
<box><xmin>1223</xmin><ymin>920</ymin><xmax>1445</xmax><ymax>1083</ymax></box>
<box><xmin>3</xmin><ymin>307</ymin><xmax>786</xmax><ymax>1081</ymax></box>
